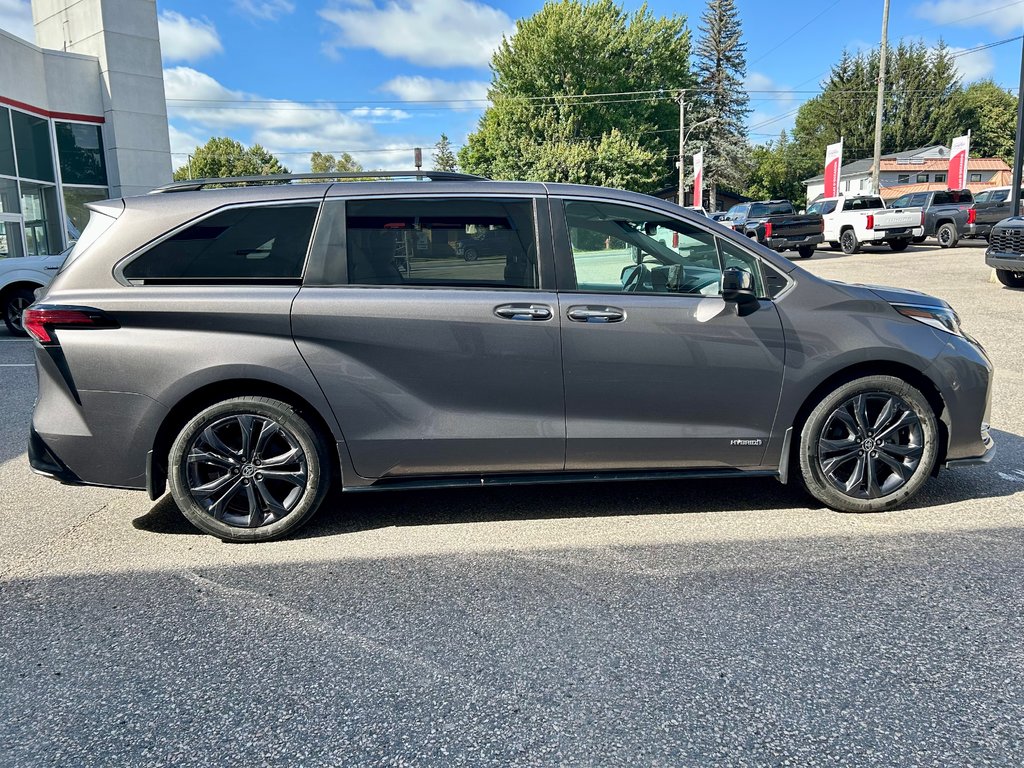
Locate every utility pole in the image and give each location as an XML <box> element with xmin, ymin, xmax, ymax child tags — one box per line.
<box><xmin>871</xmin><ymin>0</ymin><xmax>890</xmax><ymax>194</ymax></box>
<box><xmin>678</xmin><ymin>90</ymin><xmax>686</xmax><ymax>206</ymax></box>
<box><xmin>1012</xmin><ymin>36</ymin><xmax>1024</xmax><ymax>217</ymax></box>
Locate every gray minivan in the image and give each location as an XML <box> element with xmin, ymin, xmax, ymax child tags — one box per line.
<box><xmin>25</xmin><ymin>173</ymin><xmax>994</xmax><ymax>541</ymax></box>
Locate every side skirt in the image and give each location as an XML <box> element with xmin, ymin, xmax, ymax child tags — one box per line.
<box><xmin>343</xmin><ymin>467</ymin><xmax>780</xmax><ymax>493</ymax></box>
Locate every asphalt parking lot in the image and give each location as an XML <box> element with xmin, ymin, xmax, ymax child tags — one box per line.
<box><xmin>2</xmin><ymin>239</ymin><xmax>1023</xmax><ymax>766</ymax></box>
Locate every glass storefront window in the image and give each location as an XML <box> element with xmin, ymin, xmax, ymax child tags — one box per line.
<box><xmin>63</xmin><ymin>187</ymin><xmax>108</xmax><ymax>240</ymax></box>
<box><xmin>55</xmin><ymin>122</ymin><xmax>107</xmax><ymax>186</ymax></box>
<box><xmin>0</xmin><ymin>177</ymin><xmax>19</xmax><ymax>214</ymax></box>
<box><xmin>0</xmin><ymin>108</ymin><xmax>14</xmax><ymax>177</ymax></box>
<box><xmin>0</xmin><ymin>220</ymin><xmax>26</xmax><ymax>259</ymax></box>
<box><xmin>11</xmin><ymin>109</ymin><xmax>55</xmax><ymax>183</ymax></box>
<box><xmin>20</xmin><ymin>182</ymin><xmax>61</xmax><ymax>255</ymax></box>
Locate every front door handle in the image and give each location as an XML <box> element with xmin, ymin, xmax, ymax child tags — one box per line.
<box><xmin>567</xmin><ymin>305</ymin><xmax>625</xmax><ymax>323</ymax></box>
<box><xmin>494</xmin><ymin>303</ymin><xmax>552</xmax><ymax>321</ymax></box>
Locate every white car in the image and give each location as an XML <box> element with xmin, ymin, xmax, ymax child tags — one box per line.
<box><xmin>807</xmin><ymin>195</ymin><xmax>924</xmax><ymax>254</ymax></box>
<box><xmin>0</xmin><ymin>246</ymin><xmax>71</xmax><ymax>335</ymax></box>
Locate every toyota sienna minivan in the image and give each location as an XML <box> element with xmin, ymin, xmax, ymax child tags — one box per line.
<box><xmin>25</xmin><ymin>172</ymin><xmax>994</xmax><ymax>541</ymax></box>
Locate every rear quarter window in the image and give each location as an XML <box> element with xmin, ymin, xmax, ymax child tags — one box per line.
<box><xmin>122</xmin><ymin>203</ymin><xmax>318</xmax><ymax>284</ymax></box>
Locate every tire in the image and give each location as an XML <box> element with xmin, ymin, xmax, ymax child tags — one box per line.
<box><xmin>828</xmin><ymin>241</ymin><xmax>841</xmax><ymax>250</ymax></box>
<box><xmin>936</xmin><ymin>222</ymin><xmax>958</xmax><ymax>248</ymax></box>
<box><xmin>912</xmin><ymin>235</ymin><xmax>926</xmax><ymax>244</ymax></box>
<box><xmin>839</xmin><ymin>229</ymin><xmax>859</xmax><ymax>255</ymax></box>
<box><xmin>3</xmin><ymin>286</ymin><xmax>37</xmax><ymax>336</ymax></box>
<box><xmin>797</xmin><ymin>375</ymin><xmax>939</xmax><ymax>513</ymax></box>
<box><xmin>888</xmin><ymin>239</ymin><xmax>910</xmax><ymax>252</ymax></box>
<box><xmin>167</xmin><ymin>396</ymin><xmax>332</xmax><ymax>542</ymax></box>
<box><xmin>996</xmin><ymin>269</ymin><xmax>1024</xmax><ymax>288</ymax></box>
<box><xmin>463</xmin><ymin>247</ymin><xmax>479</xmax><ymax>262</ymax></box>
<box><xmin>797</xmin><ymin>245</ymin><xmax>816</xmax><ymax>259</ymax></box>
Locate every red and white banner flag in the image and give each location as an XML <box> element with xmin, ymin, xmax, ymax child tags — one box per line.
<box><xmin>948</xmin><ymin>134</ymin><xmax>970</xmax><ymax>189</ymax></box>
<box><xmin>824</xmin><ymin>139</ymin><xmax>843</xmax><ymax>198</ymax></box>
<box><xmin>692</xmin><ymin>151</ymin><xmax>704</xmax><ymax>207</ymax></box>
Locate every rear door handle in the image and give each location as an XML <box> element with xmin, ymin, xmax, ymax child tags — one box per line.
<box><xmin>567</xmin><ymin>305</ymin><xmax>625</xmax><ymax>323</ymax></box>
<box><xmin>494</xmin><ymin>303</ymin><xmax>552</xmax><ymax>321</ymax></box>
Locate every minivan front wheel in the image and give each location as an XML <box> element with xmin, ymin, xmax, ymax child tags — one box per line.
<box><xmin>168</xmin><ymin>396</ymin><xmax>331</xmax><ymax>541</ymax></box>
<box><xmin>798</xmin><ymin>376</ymin><xmax>939</xmax><ymax>513</ymax></box>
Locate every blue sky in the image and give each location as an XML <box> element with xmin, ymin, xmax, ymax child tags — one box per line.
<box><xmin>1</xmin><ymin>0</ymin><xmax>1022</xmax><ymax>171</ymax></box>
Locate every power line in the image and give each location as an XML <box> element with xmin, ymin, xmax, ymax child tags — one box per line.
<box><xmin>748</xmin><ymin>0</ymin><xmax>844</xmax><ymax>67</ymax></box>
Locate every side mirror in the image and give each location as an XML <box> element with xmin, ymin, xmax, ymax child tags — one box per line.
<box><xmin>643</xmin><ymin>222</ymin><xmax>659</xmax><ymax>236</ymax></box>
<box><xmin>722</xmin><ymin>267</ymin><xmax>758</xmax><ymax>306</ymax></box>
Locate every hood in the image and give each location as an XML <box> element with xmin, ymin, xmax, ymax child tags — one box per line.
<box><xmin>994</xmin><ymin>216</ymin><xmax>1024</xmax><ymax>231</ymax></box>
<box><xmin>830</xmin><ymin>280</ymin><xmax>950</xmax><ymax>309</ymax></box>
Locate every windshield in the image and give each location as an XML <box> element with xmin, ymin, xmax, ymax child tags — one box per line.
<box><xmin>749</xmin><ymin>202</ymin><xmax>793</xmax><ymax>217</ymax></box>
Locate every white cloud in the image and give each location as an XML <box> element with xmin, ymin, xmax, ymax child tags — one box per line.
<box><xmin>914</xmin><ymin>0</ymin><xmax>1024</xmax><ymax>34</ymax></box>
<box><xmin>163</xmin><ymin>67</ymin><xmax>433</xmax><ymax>171</ymax></box>
<box><xmin>319</xmin><ymin>0</ymin><xmax>513</xmax><ymax>67</ymax></box>
<box><xmin>0</xmin><ymin>0</ymin><xmax>34</xmax><ymax>43</ymax></box>
<box><xmin>745</xmin><ymin>72</ymin><xmax>798</xmax><ymax>140</ymax></box>
<box><xmin>949</xmin><ymin>46</ymin><xmax>996</xmax><ymax>81</ymax></box>
<box><xmin>158</xmin><ymin>11</ymin><xmax>222</xmax><ymax>63</ymax></box>
<box><xmin>234</xmin><ymin>0</ymin><xmax>296</xmax><ymax>21</ymax></box>
<box><xmin>380</xmin><ymin>75</ymin><xmax>489</xmax><ymax>108</ymax></box>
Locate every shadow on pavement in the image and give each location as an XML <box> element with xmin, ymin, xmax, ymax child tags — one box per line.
<box><xmin>134</xmin><ymin>427</ymin><xmax>1024</xmax><ymax>538</ymax></box>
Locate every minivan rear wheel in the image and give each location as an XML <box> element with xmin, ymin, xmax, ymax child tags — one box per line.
<box><xmin>168</xmin><ymin>396</ymin><xmax>331</xmax><ymax>541</ymax></box>
<box><xmin>798</xmin><ymin>376</ymin><xmax>939</xmax><ymax>513</ymax></box>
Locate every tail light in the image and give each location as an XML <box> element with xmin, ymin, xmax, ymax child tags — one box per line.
<box><xmin>968</xmin><ymin>208</ymin><xmax>977</xmax><ymax>225</ymax></box>
<box><xmin>819</xmin><ymin>218</ymin><xmax>825</xmax><ymax>233</ymax></box>
<box><xmin>23</xmin><ymin>306</ymin><xmax>118</xmax><ymax>345</ymax></box>
<box><xmin>921</xmin><ymin>211</ymin><xmax>926</xmax><ymax>226</ymax></box>
<box><xmin>764</xmin><ymin>222</ymin><xmax>773</xmax><ymax>238</ymax></box>
<box><xmin>672</xmin><ymin>232</ymin><xmax>679</xmax><ymax>248</ymax></box>
<box><xmin>866</xmin><ymin>214</ymin><xmax>874</xmax><ymax>230</ymax></box>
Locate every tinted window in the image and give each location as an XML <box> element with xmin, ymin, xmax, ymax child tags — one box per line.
<box><xmin>564</xmin><ymin>201</ymin><xmax>724</xmax><ymax>296</ymax></box>
<box><xmin>346</xmin><ymin>198</ymin><xmax>537</xmax><ymax>288</ymax></box>
<box><xmin>846</xmin><ymin>197</ymin><xmax>883</xmax><ymax>211</ymax></box>
<box><xmin>911</xmin><ymin>193</ymin><xmax>930</xmax><ymax>206</ymax></box>
<box><xmin>123</xmin><ymin>204</ymin><xmax>318</xmax><ymax>283</ymax></box>
<box><xmin>0</xmin><ymin>108</ymin><xmax>14</xmax><ymax>177</ymax></box>
<box><xmin>992</xmin><ymin>189</ymin><xmax>1010</xmax><ymax>203</ymax></box>
<box><xmin>10</xmin><ymin>109</ymin><xmax>54</xmax><ymax>182</ymax></box>
<box><xmin>933</xmin><ymin>190</ymin><xmax>973</xmax><ymax>205</ymax></box>
<box><xmin>806</xmin><ymin>200</ymin><xmax>837</xmax><ymax>215</ymax></box>
<box><xmin>727</xmin><ymin>204</ymin><xmax>747</xmax><ymax>218</ymax></box>
<box><xmin>55</xmin><ymin>122</ymin><xmax>107</xmax><ymax>186</ymax></box>
<box><xmin>749</xmin><ymin>201</ymin><xmax>794</xmax><ymax>217</ymax></box>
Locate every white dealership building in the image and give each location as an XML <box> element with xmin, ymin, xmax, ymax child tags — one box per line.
<box><xmin>0</xmin><ymin>0</ymin><xmax>172</xmax><ymax>258</ymax></box>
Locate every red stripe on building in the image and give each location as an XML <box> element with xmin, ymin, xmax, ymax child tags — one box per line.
<box><xmin>0</xmin><ymin>95</ymin><xmax>104</xmax><ymax>124</ymax></box>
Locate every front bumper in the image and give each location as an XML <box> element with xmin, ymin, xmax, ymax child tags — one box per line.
<box><xmin>945</xmin><ymin>434</ymin><xmax>996</xmax><ymax>468</ymax></box>
<box><xmin>985</xmin><ymin>249</ymin><xmax>1024</xmax><ymax>271</ymax></box>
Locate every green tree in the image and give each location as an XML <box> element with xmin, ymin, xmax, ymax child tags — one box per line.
<box><xmin>432</xmin><ymin>134</ymin><xmax>459</xmax><ymax>171</ymax></box>
<box><xmin>309</xmin><ymin>151</ymin><xmax>362</xmax><ymax>173</ymax></box>
<box><xmin>954</xmin><ymin>80</ymin><xmax>1017</xmax><ymax>164</ymax></box>
<box><xmin>459</xmin><ymin>0</ymin><xmax>693</xmax><ymax>191</ymax></box>
<box><xmin>689</xmin><ymin>0</ymin><xmax>750</xmax><ymax>209</ymax></box>
<box><xmin>173</xmin><ymin>137</ymin><xmax>289</xmax><ymax>180</ymax></box>
<box><xmin>744</xmin><ymin>130</ymin><xmax>806</xmax><ymax>205</ymax></box>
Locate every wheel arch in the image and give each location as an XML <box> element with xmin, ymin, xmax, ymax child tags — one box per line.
<box><xmin>785</xmin><ymin>360</ymin><xmax>949</xmax><ymax>481</ymax></box>
<box><xmin>0</xmin><ymin>279</ymin><xmax>44</xmax><ymax>304</ymax></box>
<box><xmin>148</xmin><ymin>378</ymin><xmax>343</xmax><ymax>500</ymax></box>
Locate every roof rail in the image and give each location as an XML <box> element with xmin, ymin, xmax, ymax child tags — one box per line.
<box><xmin>150</xmin><ymin>170</ymin><xmax>488</xmax><ymax>193</ymax></box>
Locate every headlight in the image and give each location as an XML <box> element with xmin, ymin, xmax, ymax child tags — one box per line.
<box><xmin>892</xmin><ymin>303</ymin><xmax>964</xmax><ymax>337</ymax></box>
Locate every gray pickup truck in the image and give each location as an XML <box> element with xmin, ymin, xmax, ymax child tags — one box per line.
<box><xmin>966</xmin><ymin>186</ymin><xmax>1022</xmax><ymax>241</ymax></box>
<box><xmin>725</xmin><ymin>199</ymin><xmax>824</xmax><ymax>259</ymax></box>
<box><xmin>888</xmin><ymin>189</ymin><xmax>975</xmax><ymax>248</ymax></box>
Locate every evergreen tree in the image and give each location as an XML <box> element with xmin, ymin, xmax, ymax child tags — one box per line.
<box><xmin>432</xmin><ymin>134</ymin><xmax>458</xmax><ymax>171</ymax></box>
<box><xmin>690</xmin><ymin>0</ymin><xmax>750</xmax><ymax>209</ymax></box>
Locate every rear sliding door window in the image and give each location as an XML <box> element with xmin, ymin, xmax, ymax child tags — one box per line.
<box><xmin>123</xmin><ymin>204</ymin><xmax>318</xmax><ymax>284</ymax></box>
<box><xmin>345</xmin><ymin>198</ymin><xmax>537</xmax><ymax>289</ymax></box>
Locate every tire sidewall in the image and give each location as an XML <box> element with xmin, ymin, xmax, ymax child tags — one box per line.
<box><xmin>996</xmin><ymin>269</ymin><xmax>1024</xmax><ymax>288</ymax></box>
<box><xmin>840</xmin><ymin>230</ymin><xmax>858</xmax><ymax>254</ymax></box>
<box><xmin>937</xmin><ymin>224</ymin><xmax>957</xmax><ymax>248</ymax></box>
<box><xmin>3</xmin><ymin>287</ymin><xmax>36</xmax><ymax>336</ymax></box>
<box><xmin>168</xmin><ymin>397</ymin><xmax>330</xmax><ymax>542</ymax></box>
<box><xmin>798</xmin><ymin>375</ymin><xmax>939</xmax><ymax>513</ymax></box>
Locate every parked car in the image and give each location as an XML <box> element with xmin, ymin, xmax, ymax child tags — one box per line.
<box><xmin>985</xmin><ymin>216</ymin><xmax>1024</xmax><ymax>288</ymax></box>
<box><xmin>725</xmin><ymin>199</ymin><xmax>824</xmax><ymax>258</ymax></box>
<box><xmin>708</xmin><ymin>211</ymin><xmax>731</xmax><ymax>222</ymax></box>
<box><xmin>26</xmin><ymin>172</ymin><xmax>994</xmax><ymax>541</ymax></box>
<box><xmin>807</xmin><ymin>195</ymin><xmax>923</xmax><ymax>254</ymax></box>
<box><xmin>0</xmin><ymin>245</ymin><xmax>73</xmax><ymax>335</ymax></box>
<box><xmin>888</xmin><ymin>189</ymin><xmax>976</xmax><ymax>248</ymax></box>
<box><xmin>966</xmin><ymin>187</ymin><xmax>1022</xmax><ymax>241</ymax></box>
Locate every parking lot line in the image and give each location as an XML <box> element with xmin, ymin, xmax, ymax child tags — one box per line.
<box><xmin>0</xmin><ymin>364</ymin><xmax>33</xmax><ymax>367</ymax></box>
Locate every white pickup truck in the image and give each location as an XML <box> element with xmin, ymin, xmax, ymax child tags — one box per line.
<box><xmin>0</xmin><ymin>249</ymin><xmax>69</xmax><ymax>335</ymax></box>
<box><xmin>807</xmin><ymin>195</ymin><xmax>924</xmax><ymax>254</ymax></box>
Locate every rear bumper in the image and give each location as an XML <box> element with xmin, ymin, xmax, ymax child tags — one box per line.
<box><xmin>28</xmin><ymin>426</ymin><xmax>84</xmax><ymax>485</ymax></box>
<box><xmin>767</xmin><ymin>234</ymin><xmax>823</xmax><ymax>250</ymax></box>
